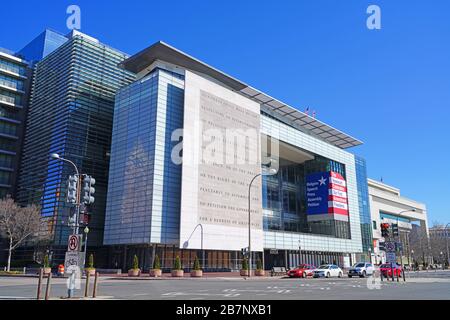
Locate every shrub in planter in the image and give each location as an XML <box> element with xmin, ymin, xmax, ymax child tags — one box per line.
<box><xmin>240</xmin><ymin>257</ymin><xmax>250</xmax><ymax>276</ymax></box>
<box><xmin>255</xmin><ymin>258</ymin><xmax>265</xmax><ymax>276</ymax></box>
<box><xmin>43</xmin><ymin>255</ymin><xmax>51</xmax><ymax>275</ymax></box>
<box><xmin>191</xmin><ymin>256</ymin><xmax>203</xmax><ymax>278</ymax></box>
<box><xmin>150</xmin><ymin>255</ymin><xmax>162</xmax><ymax>277</ymax></box>
<box><xmin>85</xmin><ymin>254</ymin><xmax>96</xmax><ymax>276</ymax></box>
<box><xmin>128</xmin><ymin>255</ymin><xmax>141</xmax><ymax>277</ymax></box>
<box><xmin>171</xmin><ymin>255</ymin><xmax>184</xmax><ymax>277</ymax></box>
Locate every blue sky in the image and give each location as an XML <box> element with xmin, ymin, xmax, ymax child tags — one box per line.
<box><xmin>1</xmin><ymin>0</ymin><xmax>449</xmax><ymax>224</ymax></box>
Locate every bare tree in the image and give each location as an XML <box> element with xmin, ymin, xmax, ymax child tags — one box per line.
<box><xmin>0</xmin><ymin>196</ymin><xmax>42</xmax><ymax>272</ymax></box>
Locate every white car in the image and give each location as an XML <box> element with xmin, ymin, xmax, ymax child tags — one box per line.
<box><xmin>313</xmin><ymin>264</ymin><xmax>344</xmax><ymax>278</ymax></box>
<box><xmin>348</xmin><ymin>262</ymin><xmax>374</xmax><ymax>278</ymax></box>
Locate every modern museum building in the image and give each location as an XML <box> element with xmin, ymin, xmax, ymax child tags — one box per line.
<box><xmin>103</xmin><ymin>41</ymin><xmax>373</xmax><ymax>271</ymax></box>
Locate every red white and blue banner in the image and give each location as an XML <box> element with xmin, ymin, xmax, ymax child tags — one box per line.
<box><xmin>306</xmin><ymin>171</ymin><xmax>349</xmax><ymax>219</ymax></box>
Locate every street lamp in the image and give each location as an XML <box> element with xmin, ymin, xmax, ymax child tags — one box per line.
<box><xmin>83</xmin><ymin>227</ymin><xmax>90</xmax><ymax>268</ymax></box>
<box><xmin>51</xmin><ymin>153</ymin><xmax>81</xmax><ymax>235</ymax></box>
<box><xmin>248</xmin><ymin>162</ymin><xmax>278</xmax><ymax>277</ymax></box>
<box><xmin>183</xmin><ymin>224</ymin><xmax>204</xmax><ymax>271</ymax></box>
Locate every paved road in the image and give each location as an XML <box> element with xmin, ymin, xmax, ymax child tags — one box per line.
<box><xmin>1</xmin><ymin>274</ymin><xmax>450</xmax><ymax>300</ymax></box>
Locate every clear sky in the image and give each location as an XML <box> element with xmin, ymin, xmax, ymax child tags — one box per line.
<box><xmin>1</xmin><ymin>0</ymin><xmax>449</xmax><ymax>224</ymax></box>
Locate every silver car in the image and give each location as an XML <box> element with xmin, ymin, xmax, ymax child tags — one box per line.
<box><xmin>348</xmin><ymin>262</ymin><xmax>374</xmax><ymax>278</ymax></box>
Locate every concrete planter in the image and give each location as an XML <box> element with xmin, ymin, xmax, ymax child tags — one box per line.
<box><xmin>190</xmin><ymin>270</ymin><xmax>203</xmax><ymax>278</ymax></box>
<box><xmin>43</xmin><ymin>268</ymin><xmax>52</xmax><ymax>275</ymax></box>
<box><xmin>149</xmin><ymin>269</ymin><xmax>162</xmax><ymax>277</ymax></box>
<box><xmin>255</xmin><ymin>270</ymin><xmax>265</xmax><ymax>277</ymax></box>
<box><xmin>240</xmin><ymin>270</ymin><xmax>250</xmax><ymax>277</ymax></box>
<box><xmin>171</xmin><ymin>270</ymin><xmax>184</xmax><ymax>277</ymax></box>
<box><xmin>85</xmin><ymin>268</ymin><xmax>96</xmax><ymax>277</ymax></box>
<box><xmin>128</xmin><ymin>269</ymin><xmax>141</xmax><ymax>277</ymax></box>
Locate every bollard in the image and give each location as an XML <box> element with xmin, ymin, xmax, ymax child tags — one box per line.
<box><xmin>36</xmin><ymin>268</ymin><xmax>44</xmax><ymax>300</ymax></box>
<box><xmin>44</xmin><ymin>272</ymin><xmax>52</xmax><ymax>300</ymax></box>
<box><xmin>68</xmin><ymin>271</ymin><xmax>75</xmax><ymax>298</ymax></box>
<box><xmin>84</xmin><ymin>272</ymin><xmax>90</xmax><ymax>298</ymax></box>
<box><xmin>92</xmin><ymin>272</ymin><xmax>99</xmax><ymax>298</ymax></box>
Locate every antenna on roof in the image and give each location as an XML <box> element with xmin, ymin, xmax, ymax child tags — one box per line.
<box><xmin>380</xmin><ymin>177</ymin><xmax>384</xmax><ymax>183</ymax></box>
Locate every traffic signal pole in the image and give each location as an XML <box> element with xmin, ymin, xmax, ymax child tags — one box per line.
<box><xmin>75</xmin><ymin>175</ymin><xmax>82</xmax><ymax>235</ymax></box>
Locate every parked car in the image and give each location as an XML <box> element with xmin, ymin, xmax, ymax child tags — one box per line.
<box><xmin>313</xmin><ymin>264</ymin><xmax>343</xmax><ymax>278</ymax></box>
<box><xmin>379</xmin><ymin>263</ymin><xmax>403</xmax><ymax>277</ymax></box>
<box><xmin>348</xmin><ymin>262</ymin><xmax>374</xmax><ymax>278</ymax></box>
<box><xmin>287</xmin><ymin>264</ymin><xmax>316</xmax><ymax>278</ymax></box>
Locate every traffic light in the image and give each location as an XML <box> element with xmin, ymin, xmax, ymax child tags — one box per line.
<box><xmin>67</xmin><ymin>175</ymin><xmax>78</xmax><ymax>204</ymax></box>
<box><xmin>381</xmin><ymin>223</ymin><xmax>390</xmax><ymax>238</ymax></box>
<box><xmin>82</xmin><ymin>175</ymin><xmax>96</xmax><ymax>205</ymax></box>
<box><xmin>392</xmin><ymin>224</ymin><xmax>399</xmax><ymax>237</ymax></box>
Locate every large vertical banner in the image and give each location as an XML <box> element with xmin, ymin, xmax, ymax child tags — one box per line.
<box><xmin>306</xmin><ymin>171</ymin><xmax>349</xmax><ymax>222</ymax></box>
<box><xmin>180</xmin><ymin>70</ymin><xmax>263</xmax><ymax>252</ymax></box>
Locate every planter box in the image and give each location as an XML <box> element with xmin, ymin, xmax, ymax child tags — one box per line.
<box><xmin>128</xmin><ymin>269</ymin><xmax>140</xmax><ymax>277</ymax></box>
<box><xmin>149</xmin><ymin>269</ymin><xmax>162</xmax><ymax>277</ymax></box>
<box><xmin>171</xmin><ymin>270</ymin><xmax>184</xmax><ymax>277</ymax></box>
<box><xmin>190</xmin><ymin>270</ymin><xmax>203</xmax><ymax>278</ymax></box>
<box><xmin>43</xmin><ymin>268</ymin><xmax>52</xmax><ymax>275</ymax></box>
<box><xmin>255</xmin><ymin>270</ymin><xmax>265</xmax><ymax>277</ymax></box>
<box><xmin>240</xmin><ymin>270</ymin><xmax>250</xmax><ymax>277</ymax></box>
<box><xmin>85</xmin><ymin>269</ymin><xmax>96</xmax><ymax>277</ymax></box>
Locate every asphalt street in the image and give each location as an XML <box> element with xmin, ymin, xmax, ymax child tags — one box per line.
<box><xmin>0</xmin><ymin>271</ymin><xmax>450</xmax><ymax>300</ymax></box>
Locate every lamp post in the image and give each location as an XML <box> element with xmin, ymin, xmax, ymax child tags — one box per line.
<box><xmin>51</xmin><ymin>153</ymin><xmax>81</xmax><ymax>235</ymax></box>
<box><xmin>248</xmin><ymin>163</ymin><xmax>278</xmax><ymax>278</ymax></box>
<box><xmin>183</xmin><ymin>224</ymin><xmax>204</xmax><ymax>271</ymax></box>
<box><xmin>83</xmin><ymin>227</ymin><xmax>89</xmax><ymax>268</ymax></box>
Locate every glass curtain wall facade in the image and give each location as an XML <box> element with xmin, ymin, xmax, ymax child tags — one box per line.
<box><xmin>104</xmin><ymin>68</ymin><xmax>185</xmax><ymax>269</ymax></box>
<box><xmin>0</xmin><ymin>49</ymin><xmax>32</xmax><ymax>198</ymax></box>
<box><xmin>17</xmin><ymin>34</ymin><xmax>135</xmax><ymax>262</ymax></box>
<box><xmin>18</xmin><ymin>29</ymin><xmax>68</xmax><ymax>63</ymax></box>
<box><xmin>355</xmin><ymin>156</ymin><xmax>373</xmax><ymax>261</ymax></box>
<box><xmin>262</xmin><ymin>151</ymin><xmax>351</xmax><ymax>239</ymax></box>
<box><xmin>0</xmin><ymin>49</ymin><xmax>32</xmax><ymax>265</ymax></box>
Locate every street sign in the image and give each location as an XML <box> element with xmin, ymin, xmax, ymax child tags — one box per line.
<box><xmin>68</xmin><ymin>234</ymin><xmax>81</xmax><ymax>252</ymax></box>
<box><xmin>385</xmin><ymin>241</ymin><xmax>396</xmax><ymax>253</ymax></box>
<box><xmin>386</xmin><ymin>252</ymin><xmax>397</xmax><ymax>263</ymax></box>
<box><xmin>64</xmin><ymin>251</ymin><xmax>81</xmax><ymax>271</ymax></box>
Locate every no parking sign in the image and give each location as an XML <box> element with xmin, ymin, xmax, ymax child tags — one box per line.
<box><xmin>68</xmin><ymin>234</ymin><xmax>81</xmax><ymax>252</ymax></box>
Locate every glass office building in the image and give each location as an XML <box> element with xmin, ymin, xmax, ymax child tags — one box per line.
<box><xmin>0</xmin><ymin>49</ymin><xmax>33</xmax><ymax>265</ymax></box>
<box><xmin>103</xmin><ymin>42</ymin><xmax>373</xmax><ymax>271</ymax></box>
<box><xmin>18</xmin><ymin>29</ymin><xmax>68</xmax><ymax>64</ymax></box>
<box><xmin>17</xmin><ymin>31</ymin><xmax>135</xmax><ymax>263</ymax></box>
<box><xmin>0</xmin><ymin>48</ymin><xmax>32</xmax><ymax>199</ymax></box>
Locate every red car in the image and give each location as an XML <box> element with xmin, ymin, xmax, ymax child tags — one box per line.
<box><xmin>287</xmin><ymin>264</ymin><xmax>316</xmax><ymax>278</ymax></box>
<box><xmin>379</xmin><ymin>263</ymin><xmax>403</xmax><ymax>277</ymax></box>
